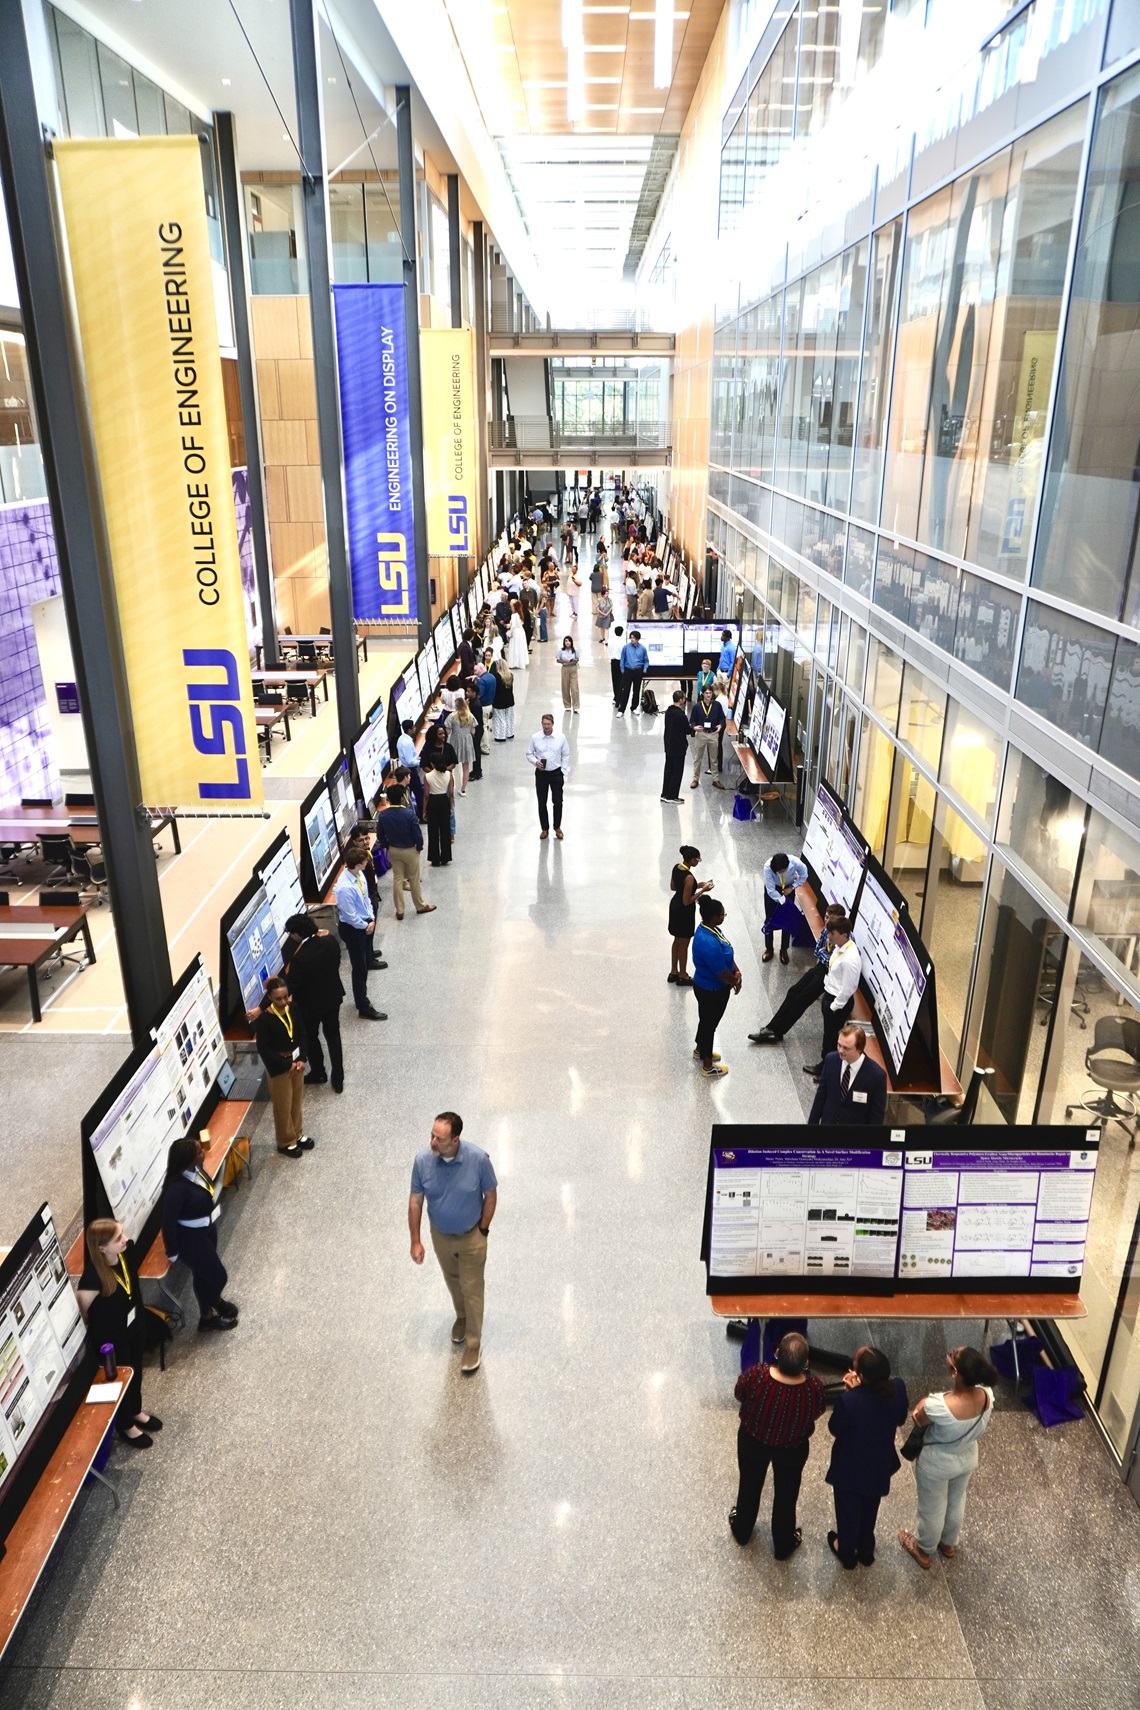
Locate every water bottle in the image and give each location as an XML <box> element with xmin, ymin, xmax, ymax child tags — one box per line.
<box><xmin>100</xmin><ymin>1343</ymin><xmax>117</xmax><ymax>1382</ymax></box>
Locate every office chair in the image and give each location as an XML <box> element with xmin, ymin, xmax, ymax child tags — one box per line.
<box><xmin>298</xmin><ymin>639</ymin><xmax>317</xmax><ymax>666</ymax></box>
<box><xmin>0</xmin><ymin>842</ymin><xmax>32</xmax><ymax>884</ymax></box>
<box><xmin>86</xmin><ymin>847</ymin><xmax>109</xmax><ymax>903</ymax></box>
<box><xmin>36</xmin><ymin>886</ymin><xmax>88</xmax><ymax>980</ymax></box>
<box><xmin>38</xmin><ymin>834</ymin><xmax>74</xmax><ymax>886</ymax></box>
<box><xmin>1066</xmin><ymin>1016</ymin><xmax>1140</xmax><ymax>1142</ymax></box>
<box><xmin>0</xmin><ymin>890</ymin><xmax>9</xmax><ymax>907</ymax></box>
<box><xmin>64</xmin><ymin>791</ymin><xmax>96</xmax><ymax>807</ymax></box>
<box><xmin>68</xmin><ymin>844</ymin><xmax>107</xmax><ymax>905</ymax></box>
<box><xmin>925</xmin><ymin>1066</ymin><xmax>994</xmax><ymax>1126</ymax></box>
<box><xmin>20</xmin><ymin>796</ymin><xmax>56</xmax><ymax>808</ymax></box>
<box><xmin>49</xmin><ymin>890</ymin><xmax>81</xmax><ymax>907</ymax></box>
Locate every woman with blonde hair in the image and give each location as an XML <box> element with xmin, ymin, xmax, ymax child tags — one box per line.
<box><xmin>445</xmin><ymin>691</ymin><xmax>477</xmax><ymax>794</ymax></box>
<box><xmin>491</xmin><ymin>656</ymin><xmax>515</xmax><ymax>742</ymax></box>
<box><xmin>77</xmin><ymin>1218</ymin><xmax>162</xmax><ymax>1447</ymax></box>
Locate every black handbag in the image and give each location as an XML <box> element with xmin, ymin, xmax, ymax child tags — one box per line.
<box><xmin>900</xmin><ymin>1422</ymin><xmax>928</xmax><ymax>1461</ymax></box>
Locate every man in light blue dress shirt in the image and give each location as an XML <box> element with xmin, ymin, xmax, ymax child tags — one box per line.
<box><xmin>616</xmin><ymin>630</ymin><xmax>649</xmax><ymax>715</ymax></box>
<box><xmin>333</xmin><ymin>848</ymin><xmax>386</xmax><ymax>1020</ymax></box>
<box><xmin>762</xmin><ymin>851</ymin><xmax>808</xmax><ymax>963</ymax></box>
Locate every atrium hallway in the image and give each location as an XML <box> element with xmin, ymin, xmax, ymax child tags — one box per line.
<box><xmin>3</xmin><ymin>613</ymin><xmax>1139</xmax><ymax>1710</ymax></box>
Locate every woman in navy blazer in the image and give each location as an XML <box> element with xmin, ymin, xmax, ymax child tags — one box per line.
<box><xmin>825</xmin><ymin>1346</ymin><xmax>908</xmax><ymax>1568</ymax></box>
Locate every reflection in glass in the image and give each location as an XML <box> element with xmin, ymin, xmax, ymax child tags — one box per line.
<box><xmin>951</xmin><ymin>571</ymin><xmax>1020</xmax><ymax>689</ymax></box>
<box><xmin>899</xmin><ymin>664</ymin><xmax>947</xmax><ymax>768</ymax></box>
<box><xmin>909</xmin><ymin>549</ymin><xmax>961</xmax><ymax>654</ymax></box>
<box><xmin>1101</xmin><ymin>636</ymin><xmax>1140</xmax><ymax>781</ymax></box>
<box><xmin>940</xmin><ymin>697</ymin><xmax>1002</xmax><ymax>824</ymax></box>
<box><xmin>888</xmin><ymin>754</ymin><xmax>936</xmax><ymax>921</ymax></box>
<box><xmin>1072</xmin><ymin>809</ymin><xmax>1140</xmax><ymax>991</ymax></box>
<box><xmin>967</xmin><ymin>861</ymin><xmax>1058</xmax><ymax>1124</ymax></box>
<box><xmin>997</xmin><ymin>748</ymin><xmax>1087</xmax><ymax>908</ymax></box>
<box><xmin>330</xmin><ymin>184</ymin><xmax>368</xmax><ymax>284</ymax></box>
<box><xmin>852</xmin><ymin>718</ymin><xmax>894</xmax><ymax>858</ymax></box>
<box><xmin>851</xmin><ymin>219</ymin><xmax>902</xmax><ymax>522</ymax></box>
<box><xmin>845</xmin><ymin>620</ymin><xmax>868</xmax><ymax>694</ymax></box>
<box><xmin>873</xmin><ymin>537</ymin><xmax>914</xmax><ymax>624</ymax></box>
<box><xmin>1034</xmin><ymin>67</ymin><xmax>1140</xmax><ymax>626</ymax></box>
<box><xmin>1016</xmin><ymin>600</ymin><xmax>1114</xmax><ymax>747</ymax></box>
<box><xmin>881</xmin><ymin>184</ymin><xmax>955</xmax><ymax>539</ymax></box>
<box><xmin>867</xmin><ymin>636</ymin><xmax>904</xmax><ymax>730</ymax></box>
<box><xmin>845</xmin><ymin>525</ymin><xmax>876</xmax><ymax>597</ymax></box>
<box><xmin>923</xmin><ymin>797</ymin><xmax>987</xmax><ymax>1063</ymax></box>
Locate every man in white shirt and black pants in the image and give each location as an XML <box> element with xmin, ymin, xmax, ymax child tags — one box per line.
<box><xmin>526</xmin><ymin>714</ymin><xmax>570</xmax><ymax>840</ymax></box>
<box><xmin>804</xmin><ymin>915</ymin><xmax>861</xmax><ymax>1078</ymax></box>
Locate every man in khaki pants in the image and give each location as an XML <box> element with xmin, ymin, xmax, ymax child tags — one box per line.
<box><xmin>409</xmin><ymin>1111</ymin><xmax>497</xmax><ymax>1374</ymax></box>
<box><xmin>373</xmin><ymin>784</ymin><xmax>436</xmax><ymax>920</ymax></box>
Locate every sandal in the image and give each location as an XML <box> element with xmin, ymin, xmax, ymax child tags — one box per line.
<box><xmin>898</xmin><ymin>1529</ymin><xmax>931</xmax><ymax>1570</ymax></box>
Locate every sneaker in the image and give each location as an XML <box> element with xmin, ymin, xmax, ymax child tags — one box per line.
<box><xmin>693</xmin><ymin>1049</ymin><xmax>722</xmax><ymax>1062</ymax></box>
<box><xmin>701</xmin><ymin>1061</ymin><xmax>729</xmax><ymax>1078</ymax></box>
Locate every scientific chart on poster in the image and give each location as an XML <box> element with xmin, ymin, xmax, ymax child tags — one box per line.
<box><xmin>709</xmin><ymin>1147</ymin><xmax>904</xmax><ymax>1280</ymax></box>
<box><xmin>746</xmin><ymin>689</ymin><xmax>767</xmax><ymax>754</ymax></box>
<box><xmin>0</xmin><ymin>1206</ymin><xmax>85</xmax><ymax>1502</ymax></box>
<box><xmin>354</xmin><ymin>712</ymin><xmax>391</xmax><ymax>809</ymax></box>
<box><xmin>303</xmin><ymin>786</ymin><xmax>339</xmax><ymax>896</ymax></box>
<box><xmin>899</xmin><ymin>1143</ymin><xmax>1099</xmax><ymax>1281</ymax></box>
<box><xmin>802</xmin><ymin>784</ymin><xmax>866</xmax><ymax>914</ymax></box>
<box><xmin>641</xmin><ymin>623</ymin><xmax>685</xmax><ymax>669</ymax></box>
<box><xmin>685</xmin><ymin>623</ymin><xmax>738</xmax><ymax>657</ymax></box>
<box><xmin>852</xmin><ymin>868</ymin><xmax>926</xmax><ymax>1069</ymax></box>
<box><xmin>395</xmin><ymin>670</ymin><xmax>423</xmax><ymax>731</ymax></box>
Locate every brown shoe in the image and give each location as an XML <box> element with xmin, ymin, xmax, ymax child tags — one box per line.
<box><xmin>899</xmin><ymin>1529</ymin><xmax>931</xmax><ymax>1569</ymax></box>
<box><xmin>937</xmin><ymin>1543</ymin><xmax>956</xmax><ymax>1559</ymax></box>
<box><xmin>555</xmin><ymin>828</ymin><xmax>564</xmax><ymax>840</ymax></box>
<box><xmin>762</xmin><ymin>947</ymin><xmax>774</xmax><ymax>963</ymax></box>
<box><xmin>540</xmin><ymin>830</ymin><xmax>549</xmax><ymax>839</ymax></box>
<box><xmin>416</xmin><ymin>904</ymin><xmax>437</xmax><ymax>914</ymax></box>
<box><xmin>779</xmin><ymin>948</ymin><xmax>790</xmax><ymax>965</ymax></box>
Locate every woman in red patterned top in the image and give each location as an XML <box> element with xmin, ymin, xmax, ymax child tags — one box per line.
<box><xmin>729</xmin><ymin>1331</ymin><xmax>825</xmax><ymax>1559</ymax></box>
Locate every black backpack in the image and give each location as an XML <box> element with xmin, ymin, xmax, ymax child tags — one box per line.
<box><xmin>640</xmin><ymin>689</ymin><xmax>658</xmax><ymax>715</ymax></box>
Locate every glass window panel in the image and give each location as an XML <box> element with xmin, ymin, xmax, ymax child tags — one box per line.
<box><xmin>1106</xmin><ymin>0</ymin><xmax>1140</xmax><ymax>63</ymax></box>
<box><xmin>915</xmin><ymin>149</ymin><xmax>1012</xmax><ymax>558</ymax></box>
<box><xmin>881</xmin><ymin>186</ymin><xmax>955</xmax><ymax>539</ymax></box>
<box><xmin>163</xmin><ymin>94</ymin><xmax>192</xmax><ymax>134</ymax></box>
<box><xmin>53</xmin><ymin>12</ymin><xmax>105</xmax><ymax>136</ymax></box>
<box><xmin>364</xmin><ymin>186</ymin><xmax>402</xmax><ymax>284</ymax></box>
<box><xmin>867</xmin><ymin>635</ymin><xmax>903</xmax><ymax>729</ymax></box>
<box><xmin>851</xmin><ymin>219</ymin><xmax>902</xmax><ymax>522</ymax></box>
<box><xmin>952</xmin><ymin>571</ymin><xmax>1020</xmax><ymax>689</ymax></box>
<box><xmin>1017</xmin><ymin>599</ymin><xmax>1114</xmax><ymax>746</ymax></box>
<box><xmin>966</xmin><ymin>860</ymin><xmax>1063</xmax><ymax>1123</ymax></box>
<box><xmin>1073</xmin><ymin>808</ymin><xmax>1140</xmax><ymax>991</ymax></box>
<box><xmin>246</xmin><ymin>183</ymin><xmax>302</xmax><ymax>294</ymax></box>
<box><xmin>845</xmin><ymin>523</ymin><xmax>876</xmax><ymax>597</ymax></box>
<box><xmin>817</xmin><ymin>596</ymin><xmax>835</xmax><ymax>665</ymax></box>
<box><xmin>1034</xmin><ymin>67</ymin><xmax>1140</xmax><ymax>625</ymax></box>
<box><xmin>711</xmin><ymin>320</ymin><xmax>737</xmax><ymax>466</ymax></box>
<box><xmin>329</xmin><ymin>183</ymin><xmax>367</xmax><ymax>283</ymax></box>
<box><xmin>899</xmin><ymin>664</ymin><xmax>947</xmax><ymax>768</ymax></box>
<box><xmin>828</xmin><ymin>695</ymin><xmax>858</xmax><ymax>799</ymax></box>
<box><xmin>1100</xmin><ymin>634</ymin><xmax>1140</xmax><ymax>780</ymax></box>
<box><xmin>774</xmin><ymin>278</ymin><xmax>805</xmax><ymax>490</ymax></box>
<box><xmin>888</xmin><ymin>753</ymin><xmax>937</xmax><ymax>920</ymax></box>
<box><xmin>132</xmin><ymin>72</ymin><xmax>167</xmax><ymax>135</ymax></box>
<box><xmin>941</xmin><ymin>697</ymin><xmax>1002</xmax><ymax>825</ymax></box>
<box><xmin>801</xmin><ymin>506</ymin><xmax>844</xmax><ymax>579</ymax></box>
<box><xmin>923</xmin><ymin>796</ymin><xmax>987</xmax><ymax>1062</ymax></box>
<box><xmin>852</xmin><ymin>718</ymin><xmax>894</xmax><ymax>858</ymax></box>
<box><xmin>798</xmin><ymin>0</ymin><xmax>840</xmax><ymax>139</ymax></box>
<box><xmin>996</xmin><ymin>748</ymin><xmax>1087</xmax><ymax>909</ymax></box>
<box><xmin>873</xmin><ymin>536</ymin><xmax>914</xmax><ymax>624</ymax></box>
<box><xmin>796</xmin><ymin>582</ymin><xmax>816</xmax><ymax>649</ymax></box>
<box><xmin>825</xmin><ymin>242</ymin><xmax>868</xmax><ymax>512</ymax></box>
<box><xmin>845</xmin><ymin>619</ymin><xmax>868</xmax><ymax>693</ymax></box>
<box><xmin>909</xmin><ymin>548</ymin><xmax>961</xmax><ymax>653</ymax></box>
<box><xmin>96</xmin><ymin>42</ymin><xmax>138</xmax><ymax>136</ymax></box>
<box><xmin>719</xmin><ymin>109</ymin><xmax>747</xmax><ymax>234</ymax></box>
<box><xmin>965</xmin><ymin>103</ymin><xmax>1087</xmax><ymax>579</ymax></box>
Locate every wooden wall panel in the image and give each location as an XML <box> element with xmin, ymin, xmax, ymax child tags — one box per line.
<box><xmin>250</xmin><ymin>295</ymin><xmax>330</xmax><ymax>630</ymax></box>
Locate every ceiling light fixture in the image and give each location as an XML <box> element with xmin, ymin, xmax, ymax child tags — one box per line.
<box><xmin>653</xmin><ymin>0</ymin><xmax>673</xmax><ymax>88</ymax></box>
<box><xmin>563</xmin><ymin>0</ymin><xmax>585</xmax><ymax>122</ymax></box>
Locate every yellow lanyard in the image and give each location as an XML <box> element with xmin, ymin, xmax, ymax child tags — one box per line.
<box><xmin>195</xmin><ymin>1168</ymin><xmax>216</xmax><ymax>1202</ymax></box>
<box><xmin>115</xmin><ymin>1256</ymin><xmax>133</xmax><ymax>1300</ymax></box>
<box><xmin>277</xmin><ymin>1005</ymin><xmax>294</xmax><ymax>1041</ymax></box>
<box><xmin>356</xmin><ymin>873</ymin><xmax>367</xmax><ymax>900</ymax></box>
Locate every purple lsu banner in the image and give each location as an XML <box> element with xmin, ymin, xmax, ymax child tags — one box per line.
<box><xmin>332</xmin><ymin>283</ymin><xmax>417</xmax><ymax>622</ymax></box>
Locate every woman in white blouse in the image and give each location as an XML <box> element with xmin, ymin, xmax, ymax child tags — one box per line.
<box><xmin>507</xmin><ymin>600</ymin><xmax>529</xmax><ymax>671</ymax></box>
<box><xmin>899</xmin><ymin>1344</ymin><xmax>997</xmax><ymax>1569</ymax></box>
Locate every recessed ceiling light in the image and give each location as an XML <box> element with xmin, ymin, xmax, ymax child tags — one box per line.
<box><xmin>220</xmin><ymin>78</ymin><xmax>232</xmax><ymax>86</ymax></box>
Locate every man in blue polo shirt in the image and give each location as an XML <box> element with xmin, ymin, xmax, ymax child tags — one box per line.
<box><xmin>409</xmin><ymin>1110</ymin><xmax>497</xmax><ymax>1374</ymax></box>
<box><xmin>616</xmin><ymin>628</ymin><xmax>650</xmax><ymax>714</ymax></box>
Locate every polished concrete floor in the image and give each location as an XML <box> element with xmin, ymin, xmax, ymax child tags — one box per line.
<box><xmin>3</xmin><ymin>620</ymin><xmax>1140</xmax><ymax>1709</ymax></box>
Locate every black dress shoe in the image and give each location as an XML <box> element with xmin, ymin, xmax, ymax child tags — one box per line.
<box><xmin>369</xmin><ymin>958</ymin><xmax>388</xmax><ymax>970</ymax></box>
<box><xmin>331</xmin><ymin>1079</ymin><xmax>344</xmax><ymax>1094</ymax></box>
<box><xmin>359</xmin><ymin>1008</ymin><xmax>388</xmax><ymax>1021</ymax></box>
<box><xmin>117</xmin><ymin>1427</ymin><xmax>153</xmax><ymax>1448</ymax></box>
<box><xmin>216</xmin><ymin>1299</ymin><xmax>239</xmax><ymax>1320</ymax></box>
<box><xmin>278</xmin><ymin>1142</ymin><xmax>303</xmax><ymax>1158</ymax></box>
<box><xmin>198</xmin><ymin>1314</ymin><xmax>237</xmax><ymax>1332</ymax></box>
<box><xmin>304</xmin><ymin>1071</ymin><xmax>327</xmax><ymax>1085</ymax></box>
<box><xmin>748</xmin><ymin>1029</ymin><xmax>780</xmax><ymax>1044</ymax></box>
<box><xmin>134</xmin><ymin>1414</ymin><xmax>163</xmax><ymax>1431</ymax></box>
<box><xmin>298</xmin><ymin>1134</ymin><xmax>315</xmax><ymax>1150</ymax></box>
<box><xmin>803</xmin><ymin>1062</ymin><xmax>823</xmax><ymax>1078</ymax></box>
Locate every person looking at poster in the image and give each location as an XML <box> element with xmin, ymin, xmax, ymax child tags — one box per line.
<box><xmin>825</xmin><ymin>1346</ymin><xmax>909</xmax><ymax>1568</ymax></box>
<box><xmin>77</xmin><ymin>1219</ymin><xmax>162</xmax><ymax>1447</ymax></box>
<box><xmin>254</xmin><ymin>976</ymin><xmax>316</xmax><ymax>1156</ymax></box>
<box><xmin>729</xmin><ymin>1331</ymin><xmax>824</xmax><ymax>1558</ymax></box>
<box><xmin>899</xmin><ymin>1346</ymin><xmax>996</xmax><ymax>1570</ymax></box>
<box><xmin>162</xmin><ymin>1134</ymin><xmax>241</xmax><ymax>1329</ymax></box>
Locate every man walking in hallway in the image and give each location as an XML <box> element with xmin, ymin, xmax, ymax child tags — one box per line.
<box><xmin>409</xmin><ymin>1111</ymin><xmax>497</xmax><ymax>1375</ymax></box>
<box><xmin>334</xmin><ymin>847</ymin><xmax>386</xmax><ymax>1022</ymax></box>
<box><xmin>526</xmin><ymin>713</ymin><xmax>570</xmax><ymax>840</ymax></box>
<box><xmin>662</xmin><ymin>689</ymin><xmax>690</xmax><ymax>801</ymax></box>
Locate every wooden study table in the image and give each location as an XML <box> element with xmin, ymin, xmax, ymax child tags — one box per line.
<box><xmin>0</xmin><ymin>803</ymin><xmax>180</xmax><ymax>855</ymax></box>
<box><xmin>0</xmin><ymin>898</ymin><xmax>96</xmax><ymax>1022</ymax></box>
<box><xmin>251</xmin><ymin>669</ymin><xmax>327</xmax><ymax>718</ymax></box>
<box><xmin>255</xmin><ymin>705</ymin><xmax>291</xmax><ymax>759</ymax></box>
<box><xmin>260</xmin><ymin>631</ymin><xmax>368</xmax><ymax>666</ymax></box>
<box><xmin>0</xmin><ymin>1369</ymin><xmax>131</xmax><ymax>1661</ymax></box>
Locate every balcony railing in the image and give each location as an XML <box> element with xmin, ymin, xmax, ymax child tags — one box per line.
<box><xmin>490</xmin><ymin>418</ymin><xmax>671</xmax><ymax>452</ymax></box>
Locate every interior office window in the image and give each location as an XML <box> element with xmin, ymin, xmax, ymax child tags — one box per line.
<box><xmin>887</xmin><ymin>753</ymin><xmax>937</xmax><ymax>921</ymax></box>
<box><xmin>132</xmin><ymin>72</ymin><xmax>167</xmax><ymax>135</ymax></box>
<box><xmin>711</xmin><ymin>321</ymin><xmax>737</xmax><ymax>466</ymax></box>
<box><xmin>852</xmin><ymin>718</ymin><xmax>895</xmax><ymax>859</ymax></box>
<box><xmin>966</xmin><ymin>860</ymin><xmax>1061</xmax><ymax>1123</ymax></box>
<box><xmin>780</xmin><ymin>263</ymin><xmax>827</xmax><ymax>499</ymax></box>
<box><xmin>909</xmin><ymin>548</ymin><xmax>961</xmax><ymax>655</ymax></box>
<box><xmin>1072</xmin><ymin>808</ymin><xmax>1140</xmax><ymax>990</ymax></box>
<box><xmin>51</xmin><ymin>11</ymin><xmax>105</xmax><ymax>136</ymax></box>
<box><xmin>796</xmin><ymin>582</ymin><xmax>816</xmax><ymax>651</ymax></box>
<box><xmin>828</xmin><ymin>695</ymin><xmax>858</xmax><ymax>799</ymax></box>
<box><xmin>748</xmin><ymin>296</ymin><xmax>782</xmax><ymax>479</ymax></box>
<box><xmin>430</xmin><ymin>198</ymin><xmax>451</xmax><ymax>310</ymax></box>
<box><xmin>845</xmin><ymin>523</ymin><xmax>876</xmax><ymax>597</ymax></box>
<box><xmin>881</xmin><ymin>186</ymin><xmax>955</xmax><ymax>540</ymax></box>
<box><xmin>1034</xmin><ymin>66</ymin><xmax>1140</xmax><ymax>626</ymax></box>
<box><xmin>720</xmin><ymin>109</ymin><xmax>747</xmax><ymax>233</ymax></box>
<box><xmin>965</xmin><ymin>104</ymin><xmax>1086</xmax><ymax>580</ymax></box>
<box><xmin>952</xmin><ymin>571</ymin><xmax>1020</xmax><ymax>690</ymax></box>
<box><xmin>845</xmin><ymin>619</ymin><xmax>868</xmax><ymax>694</ymax></box>
<box><xmin>914</xmin><ymin>148</ymin><xmax>1012</xmax><ymax>560</ymax></box>
<box><xmin>996</xmin><ymin>747</ymin><xmax>1087</xmax><ymax>909</ymax></box>
<box><xmin>1016</xmin><ymin>599</ymin><xmax>1114</xmax><ymax>747</ymax></box>
<box><xmin>802</xmin><ymin>506</ymin><xmax>845</xmax><ymax>580</ymax></box>
<box><xmin>899</xmin><ymin>663</ymin><xmax>947</xmax><ymax>769</ymax></box>
<box><xmin>940</xmin><ymin>696</ymin><xmax>1002</xmax><ymax>825</ymax></box>
<box><xmin>1101</xmin><ymin>635</ymin><xmax>1140</xmax><ymax>779</ymax></box>
<box><xmin>817</xmin><ymin>596</ymin><xmax>836</xmax><ymax>667</ymax></box>
<box><xmin>246</xmin><ymin>183</ymin><xmax>303</xmax><ymax>295</ymax></box>
<box><xmin>163</xmin><ymin>94</ymin><xmax>193</xmax><ymax>134</ymax></box>
<box><xmin>96</xmin><ymin>42</ymin><xmax>137</xmax><ymax>136</ymax></box>
<box><xmin>826</xmin><ymin>243</ymin><xmax>868</xmax><ymax>512</ymax></box>
<box><xmin>774</xmin><ymin>278</ymin><xmax>803</xmax><ymax>491</ymax></box>
<box><xmin>329</xmin><ymin>184</ymin><xmax>367</xmax><ymax>284</ymax></box>
<box><xmin>364</xmin><ymin>186</ymin><xmax>402</xmax><ymax>284</ymax></box>
<box><xmin>923</xmin><ymin>795</ymin><xmax>988</xmax><ymax>1064</ymax></box>
<box><xmin>798</xmin><ymin>0</ymin><xmax>840</xmax><ymax>139</ymax></box>
<box><xmin>867</xmin><ymin>634</ymin><xmax>904</xmax><ymax>730</ymax></box>
<box><xmin>851</xmin><ymin>219</ymin><xmax>902</xmax><ymax>522</ymax></box>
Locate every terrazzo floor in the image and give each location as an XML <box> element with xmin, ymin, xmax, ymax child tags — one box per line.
<box><xmin>3</xmin><ymin>608</ymin><xmax>1139</xmax><ymax>1710</ymax></box>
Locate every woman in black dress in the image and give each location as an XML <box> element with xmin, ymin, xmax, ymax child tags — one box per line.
<box><xmin>668</xmin><ymin>844</ymin><xmax>713</xmax><ymax>986</ymax></box>
<box><xmin>77</xmin><ymin>1218</ymin><xmax>162</xmax><ymax>1448</ymax></box>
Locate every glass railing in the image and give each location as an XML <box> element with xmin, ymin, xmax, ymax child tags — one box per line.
<box><xmin>490</xmin><ymin>418</ymin><xmax>672</xmax><ymax>450</ymax></box>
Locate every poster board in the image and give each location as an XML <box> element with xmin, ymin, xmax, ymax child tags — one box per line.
<box><xmin>851</xmin><ymin>859</ymin><xmax>938</xmax><ymax>1085</ymax></box>
<box><xmin>299</xmin><ymin>776</ymin><xmax>339</xmax><ymax>901</ymax></box>
<box><xmin>801</xmin><ymin>780</ymin><xmax>867</xmax><ymax>916</ymax></box>
<box><xmin>353</xmin><ymin>700</ymin><xmax>390</xmax><ymax>809</ymax></box>
<box><xmin>702</xmin><ymin>1125</ymin><xmax>1100</xmax><ymax>1295</ymax></box>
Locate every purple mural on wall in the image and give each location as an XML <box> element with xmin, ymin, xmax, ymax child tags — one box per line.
<box><xmin>0</xmin><ymin>471</ymin><xmax>259</xmax><ymax>804</ymax></box>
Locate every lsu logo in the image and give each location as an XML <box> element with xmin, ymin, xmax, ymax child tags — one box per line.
<box><xmin>376</xmin><ymin>531</ymin><xmax>410</xmax><ymax>616</ymax></box>
<box><xmin>183</xmin><ymin>648</ymin><xmax>251</xmax><ymax>800</ymax></box>
<box><xmin>447</xmin><ymin>495</ymin><xmax>469</xmax><ymax>554</ymax></box>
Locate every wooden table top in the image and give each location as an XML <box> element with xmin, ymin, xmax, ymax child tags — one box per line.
<box><xmin>251</xmin><ymin>670</ymin><xmax>322</xmax><ymax>684</ymax></box>
<box><xmin>0</xmin><ymin>1369</ymin><xmax>130</xmax><ymax>1659</ymax></box>
<box><xmin>709</xmin><ymin>1292</ymin><xmax>1086</xmax><ymax>1320</ymax></box>
<box><xmin>0</xmin><ymin>902</ymin><xmax>89</xmax><ymax>928</ymax></box>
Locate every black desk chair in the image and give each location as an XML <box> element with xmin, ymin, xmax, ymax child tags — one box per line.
<box><xmin>1066</xmin><ymin>1016</ymin><xmax>1140</xmax><ymax>1143</ymax></box>
<box><xmin>20</xmin><ymin>796</ymin><xmax>56</xmax><ymax>808</ymax></box>
<box><xmin>924</xmin><ymin>1066</ymin><xmax>994</xmax><ymax>1127</ymax></box>
<box><xmin>68</xmin><ymin>843</ymin><xmax>107</xmax><ymax>905</ymax></box>
<box><xmin>64</xmin><ymin>791</ymin><xmax>95</xmax><ymax>807</ymax></box>
<box><xmin>0</xmin><ymin>841</ymin><xmax>32</xmax><ymax>884</ymax></box>
<box><xmin>38</xmin><ymin>833</ymin><xmax>74</xmax><ymax>886</ymax></box>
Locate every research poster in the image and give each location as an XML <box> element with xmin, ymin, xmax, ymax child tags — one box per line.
<box><xmin>802</xmin><ymin>784</ymin><xmax>866</xmax><ymax>914</ymax></box>
<box><xmin>710</xmin><ymin>1148</ymin><xmax>904</xmax><ymax>1279</ymax></box>
<box><xmin>333</xmin><ymin>283</ymin><xmax>418</xmax><ymax>622</ymax></box>
<box><xmin>0</xmin><ymin>1208</ymin><xmax>84</xmax><ymax>1497</ymax></box>
<box><xmin>852</xmin><ymin>869</ymin><xmax>927</xmax><ymax>1070</ymax></box>
<box><xmin>54</xmin><ymin>138</ymin><xmax>261</xmax><ymax>808</ymax></box>
<box><xmin>900</xmin><ymin>1145</ymin><xmax>1098</xmax><ymax>1279</ymax></box>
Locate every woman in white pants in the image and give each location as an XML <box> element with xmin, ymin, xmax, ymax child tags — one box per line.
<box><xmin>899</xmin><ymin>1345</ymin><xmax>996</xmax><ymax>1569</ymax></box>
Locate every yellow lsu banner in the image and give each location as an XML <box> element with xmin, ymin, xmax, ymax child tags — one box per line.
<box><xmin>54</xmin><ymin>137</ymin><xmax>261</xmax><ymax>809</ymax></box>
<box><xmin>420</xmin><ymin>328</ymin><xmax>477</xmax><ymax>557</ymax></box>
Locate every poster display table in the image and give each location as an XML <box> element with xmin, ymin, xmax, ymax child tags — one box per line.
<box><xmin>0</xmin><ymin>1369</ymin><xmax>131</xmax><ymax>1661</ymax></box>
